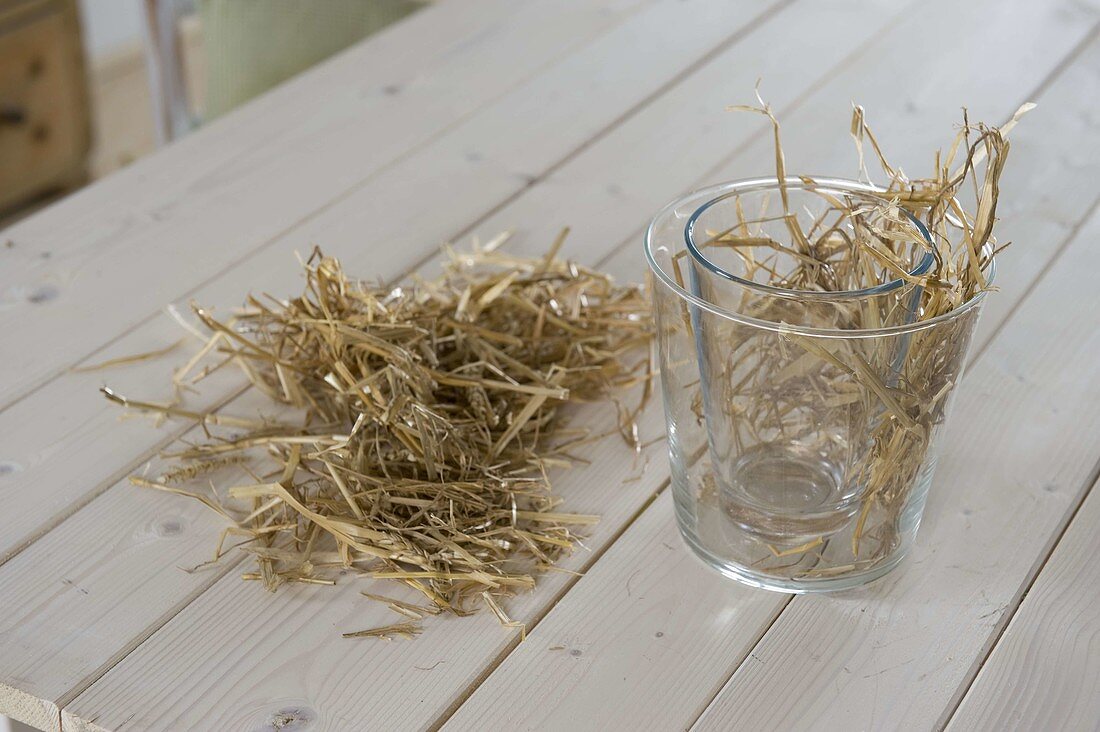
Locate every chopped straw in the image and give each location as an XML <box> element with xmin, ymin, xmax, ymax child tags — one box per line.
<box><xmin>71</xmin><ymin>339</ymin><xmax>184</xmax><ymax>373</ymax></box>
<box><xmin>702</xmin><ymin>90</ymin><xmax>1032</xmax><ymax>575</ymax></box>
<box><xmin>107</xmin><ymin>234</ymin><xmax>651</xmax><ymax>636</ymax></box>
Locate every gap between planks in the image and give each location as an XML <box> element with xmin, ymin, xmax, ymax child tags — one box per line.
<box><xmin>0</xmin><ymin>0</ymin><xmax>778</xmax><ymax>417</ymax></box>
<box><xmin>428</xmin><ymin>9</ymin><xmax>919</xmax><ymax>726</ymax></box>
<box><xmin>0</xmin><ymin>0</ymin><xmax>647</xmax><ymax>412</ymax></box>
<box><xmin>52</xmin><ymin>553</ymin><xmax>251</xmax><ymax>714</ymax></box>
<box><xmin>51</xmin><ymin>0</ymin><xmax>1091</xmax><ymax>722</ymax></box>
<box><xmin>425</xmin><ymin>488</ymin><xmax>667</xmax><ymax>732</ymax></box>
<box><xmin>676</xmin><ymin>24</ymin><xmax>1100</xmax><ymax>725</ymax></box>
<box><xmin>0</xmin><ymin>0</ymin><xmax>789</xmax><ymax>573</ymax></box>
<box><xmin>0</xmin><ymin>0</ymin><xmax>802</xmax><ymax>724</ymax></box>
<box><xmin>944</xmin><ymin>465</ymin><xmax>1100</xmax><ymax>728</ymax></box>
<box><xmin>0</xmin><ymin>383</ymin><xmax>245</xmax><ymax>568</ymax></box>
<box><xmin>53</xmin><ymin>0</ymin><xmax>928</xmax><ymax>726</ymax></box>
<box><xmin>35</xmin><ymin>0</ymin><xmax>887</xmax><ymax>719</ymax></box>
<box><xmin>962</xmin><ymin>185</ymin><xmax>1100</xmax><ymax>361</ymax></box>
<box><xmin>937</xmin><ymin>457</ymin><xmax>1100</xmax><ymax>729</ymax></box>
<box><xmin>436</xmin><ymin>18</ymin><xmax>1100</xmax><ymax>730</ymax></box>
<box><xmin>388</xmin><ymin>0</ymin><xmax>798</xmax><ymax>296</ymax></box>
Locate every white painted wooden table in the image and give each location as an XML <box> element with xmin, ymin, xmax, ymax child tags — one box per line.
<box><xmin>2</xmin><ymin>1</ymin><xmax>1099</xmax><ymax>729</ymax></box>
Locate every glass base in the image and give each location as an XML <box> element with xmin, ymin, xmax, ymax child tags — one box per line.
<box><xmin>677</xmin><ymin>523</ymin><xmax>907</xmax><ymax>594</ymax></box>
<box><xmin>717</xmin><ymin>443</ymin><xmax>859</xmax><ymax>544</ymax></box>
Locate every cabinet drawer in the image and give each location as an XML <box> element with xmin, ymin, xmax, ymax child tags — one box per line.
<box><xmin>0</xmin><ymin>1</ymin><xmax>89</xmax><ymax>212</ymax></box>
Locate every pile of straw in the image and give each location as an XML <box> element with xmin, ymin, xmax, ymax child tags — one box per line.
<box><xmin>107</xmin><ymin>233</ymin><xmax>650</xmax><ymax>637</ymax></box>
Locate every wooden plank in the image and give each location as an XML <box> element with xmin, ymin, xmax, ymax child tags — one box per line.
<box><xmin>446</xmin><ymin>489</ymin><xmax>787</xmax><ymax>731</ymax></box>
<box><xmin>443</xmin><ymin>38</ymin><xmax>1100</xmax><ymax>725</ymax></box>
<box><xmin>60</xmin><ymin>1</ymin><xmax>1094</xmax><ymax>730</ymax></box>
<box><xmin>947</xmin><ymin>474</ymin><xmax>1100</xmax><ymax>731</ymax></box>
<box><xmin>445</xmin><ymin>11</ymin><xmax>1100</xmax><ymax>731</ymax></box>
<box><xmin>459</xmin><ymin>0</ymin><xmax>1096</xmax><ymax>347</ymax></box>
<box><xmin>0</xmin><ymin>1</ymin><xmax>799</xmax><ymax>728</ymax></box>
<box><xmin>57</xmin><ymin>398</ymin><xmax>668</xmax><ymax>732</ymax></box>
<box><xmin>0</xmin><ymin>390</ymin><xmax>272</xmax><ymax>732</ymax></box>
<box><xmin>38</xmin><ymin>2</ymin><xmax>928</xmax><ymax>726</ymax></box>
<box><xmin>693</xmin><ymin>22</ymin><xmax>1100</xmax><ymax>358</ymax></box>
<box><xmin>0</xmin><ymin>0</ymin><xmax>657</xmax><ymax>408</ymax></box>
<box><xmin>692</xmin><ymin>149</ymin><xmax>1100</xmax><ymax>731</ymax></box>
<box><xmin>0</xmin><ymin>0</ymin><xmax>783</xmax><ymax>567</ymax></box>
<box><xmin>2</xmin><ymin>2</ymin><xmax>798</xmax><ymax>713</ymax></box>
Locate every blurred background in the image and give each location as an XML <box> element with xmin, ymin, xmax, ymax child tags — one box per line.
<box><xmin>0</xmin><ymin>0</ymin><xmax>426</xmax><ymax>228</ymax></box>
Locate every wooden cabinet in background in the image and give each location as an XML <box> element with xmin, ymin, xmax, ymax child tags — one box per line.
<box><xmin>0</xmin><ymin>0</ymin><xmax>89</xmax><ymax>214</ymax></box>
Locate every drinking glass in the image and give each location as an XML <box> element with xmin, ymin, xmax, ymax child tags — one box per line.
<box><xmin>646</xmin><ymin>178</ymin><xmax>989</xmax><ymax>592</ymax></box>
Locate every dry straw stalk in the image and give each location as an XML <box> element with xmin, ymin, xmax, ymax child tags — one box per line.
<box><xmin>107</xmin><ymin>234</ymin><xmax>651</xmax><ymax>637</ymax></box>
<box><xmin>686</xmin><ymin>91</ymin><xmax>1034</xmax><ymax>578</ymax></box>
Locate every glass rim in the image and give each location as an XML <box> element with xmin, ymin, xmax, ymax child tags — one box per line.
<box><xmin>644</xmin><ymin>177</ymin><xmax>996</xmax><ymax>339</ymax></box>
<box><xmin>685</xmin><ymin>177</ymin><xmax>936</xmax><ymax>300</ymax></box>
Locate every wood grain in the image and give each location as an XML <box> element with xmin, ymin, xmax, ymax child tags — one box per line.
<box><xmin>50</xmin><ymin>2</ymin><xmax>934</xmax><ymax>728</ymax></box>
<box><xmin>444</xmin><ymin>7</ymin><xmax>1100</xmax><ymax>730</ymax></box>
<box><xmin>444</xmin><ymin>489</ymin><xmax>786</xmax><ymax>732</ymax></box>
<box><xmin>0</xmin><ymin>0</ymin><xmax>781</xmax><ymax>566</ymax></box>
<box><xmin>0</xmin><ymin>390</ymin><xmax>272</xmax><ymax>732</ymax></box>
<box><xmin>59</xmin><ymin>395</ymin><xmax>670</xmax><ymax>732</ymax></box>
<box><xmin>0</xmin><ymin>0</ymin><xmax>1093</xmax><ymax>729</ymax></box>
<box><xmin>946</xmin><ymin>473</ymin><xmax>1100</xmax><ymax>730</ymax></box>
<box><xmin>62</xmin><ymin>0</ymin><xmax>1095</xmax><ymax>730</ymax></box>
<box><xmin>692</xmin><ymin>183</ymin><xmax>1100</xmax><ymax>731</ymax></box>
<box><xmin>0</xmin><ymin>0</ymin><xmax>655</xmax><ymax>407</ymax></box>
<box><xmin>441</xmin><ymin>30</ymin><xmax>1100</xmax><ymax>723</ymax></box>
<box><xmin>0</xmin><ymin>0</ymin><xmax>800</xmax><ymax>726</ymax></box>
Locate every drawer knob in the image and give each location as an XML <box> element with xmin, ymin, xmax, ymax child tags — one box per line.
<box><xmin>0</xmin><ymin>104</ymin><xmax>26</xmax><ymax>126</ymax></box>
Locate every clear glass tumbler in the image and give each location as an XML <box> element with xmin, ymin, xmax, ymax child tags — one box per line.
<box><xmin>646</xmin><ymin>178</ymin><xmax>990</xmax><ymax>592</ymax></box>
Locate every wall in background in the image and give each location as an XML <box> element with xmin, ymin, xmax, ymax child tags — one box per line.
<box><xmin>77</xmin><ymin>0</ymin><xmax>143</xmax><ymax>58</ymax></box>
